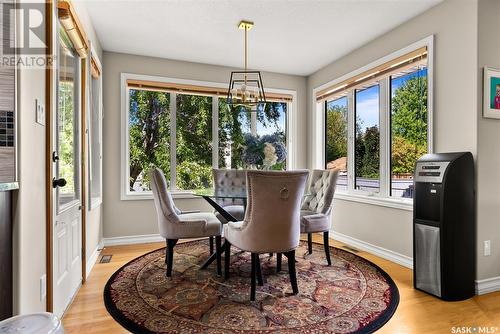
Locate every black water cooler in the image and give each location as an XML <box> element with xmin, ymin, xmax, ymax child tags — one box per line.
<box><xmin>413</xmin><ymin>152</ymin><xmax>475</xmax><ymax>301</ymax></box>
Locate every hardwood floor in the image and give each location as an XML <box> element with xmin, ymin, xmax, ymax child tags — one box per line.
<box><xmin>62</xmin><ymin>237</ymin><xmax>500</xmax><ymax>333</ymax></box>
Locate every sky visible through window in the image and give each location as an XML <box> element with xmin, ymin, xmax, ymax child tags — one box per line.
<box><xmin>256</xmin><ymin>103</ymin><xmax>286</xmax><ymax>135</ymax></box>
<box><xmin>235</xmin><ymin>104</ymin><xmax>286</xmax><ymax>135</ymax></box>
<box><xmin>354</xmin><ymin>68</ymin><xmax>428</xmax><ymax>128</ymax></box>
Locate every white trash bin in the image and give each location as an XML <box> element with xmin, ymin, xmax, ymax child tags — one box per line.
<box><xmin>0</xmin><ymin>312</ymin><xmax>64</xmax><ymax>334</ymax></box>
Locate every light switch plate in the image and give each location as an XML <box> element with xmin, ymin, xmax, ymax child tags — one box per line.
<box><xmin>36</xmin><ymin>98</ymin><xmax>45</xmax><ymax>125</ymax></box>
<box><xmin>40</xmin><ymin>274</ymin><xmax>46</xmax><ymax>301</ymax></box>
<box><xmin>484</xmin><ymin>240</ymin><xmax>491</xmax><ymax>256</ymax></box>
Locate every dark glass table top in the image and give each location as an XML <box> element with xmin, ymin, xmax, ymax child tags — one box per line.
<box><xmin>193</xmin><ymin>188</ymin><xmax>311</xmax><ymax>199</ymax></box>
<box><xmin>192</xmin><ymin>188</ymin><xmax>247</xmax><ymax>199</ymax></box>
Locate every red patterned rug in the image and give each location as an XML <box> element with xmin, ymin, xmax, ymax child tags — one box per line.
<box><xmin>104</xmin><ymin>239</ymin><xmax>399</xmax><ymax>333</ymax></box>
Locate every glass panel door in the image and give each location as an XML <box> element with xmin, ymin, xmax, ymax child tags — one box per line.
<box><xmin>56</xmin><ymin>30</ymin><xmax>80</xmax><ymax>210</ymax></box>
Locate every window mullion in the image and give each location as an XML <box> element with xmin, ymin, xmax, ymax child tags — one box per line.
<box><xmin>347</xmin><ymin>91</ymin><xmax>355</xmax><ymax>193</ymax></box>
<box><xmin>251</xmin><ymin>110</ymin><xmax>257</xmax><ymax>135</ymax></box>
<box><xmin>379</xmin><ymin>78</ymin><xmax>390</xmax><ymax>198</ymax></box>
<box><xmin>212</xmin><ymin>96</ymin><xmax>219</xmax><ymax>169</ymax></box>
<box><xmin>170</xmin><ymin>93</ymin><xmax>177</xmax><ymax>191</ymax></box>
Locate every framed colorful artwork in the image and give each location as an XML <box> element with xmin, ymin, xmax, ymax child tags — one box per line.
<box><xmin>484</xmin><ymin>67</ymin><xmax>500</xmax><ymax>119</ymax></box>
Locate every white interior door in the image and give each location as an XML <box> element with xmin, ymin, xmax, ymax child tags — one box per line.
<box><xmin>52</xmin><ymin>27</ymin><xmax>82</xmax><ymax>318</ymax></box>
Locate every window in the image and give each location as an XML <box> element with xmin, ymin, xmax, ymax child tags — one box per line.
<box><xmin>218</xmin><ymin>102</ymin><xmax>252</xmax><ymax>169</ymax></box>
<box><xmin>355</xmin><ymin>85</ymin><xmax>380</xmax><ymax>193</ymax></box>
<box><xmin>325</xmin><ymin>96</ymin><xmax>348</xmax><ymax>191</ymax></box>
<box><xmin>317</xmin><ymin>39</ymin><xmax>432</xmax><ymax>204</ymax></box>
<box><xmin>88</xmin><ymin>54</ymin><xmax>102</xmax><ymax>207</ymax></box>
<box><xmin>257</xmin><ymin>102</ymin><xmax>287</xmax><ymax>170</ymax></box>
<box><xmin>122</xmin><ymin>74</ymin><xmax>295</xmax><ymax>198</ymax></box>
<box><xmin>176</xmin><ymin>94</ymin><xmax>213</xmax><ymax>190</ymax></box>
<box><xmin>390</xmin><ymin>67</ymin><xmax>428</xmax><ymax>198</ymax></box>
<box><xmin>128</xmin><ymin>89</ymin><xmax>171</xmax><ymax>192</ymax></box>
<box><xmin>218</xmin><ymin>102</ymin><xmax>288</xmax><ymax>169</ymax></box>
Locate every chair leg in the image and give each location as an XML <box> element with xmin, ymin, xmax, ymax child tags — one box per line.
<box><xmin>209</xmin><ymin>236</ymin><xmax>214</xmax><ymax>254</ymax></box>
<box><xmin>256</xmin><ymin>254</ymin><xmax>264</xmax><ymax>286</ymax></box>
<box><xmin>285</xmin><ymin>250</ymin><xmax>299</xmax><ymax>295</ymax></box>
<box><xmin>166</xmin><ymin>239</ymin><xmax>178</xmax><ymax>277</ymax></box>
<box><xmin>224</xmin><ymin>241</ymin><xmax>231</xmax><ymax>279</ymax></box>
<box><xmin>215</xmin><ymin>236</ymin><xmax>222</xmax><ymax>276</ymax></box>
<box><xmin>276</xmin><ymin>253</ymin><xmax>282</xmax><ymax>272</ymax></box>
<box><xmin>323</xmin><ymin>231</ymin><xmax>332</xmax><ymax>266</ymax></box>
<box><xmin>307</xmin><ymin>233</ymin><xmax>313</xmax><ymax>254</ymax></box>
<box><xmin>250</xmin><ymin>253</ymin><xmax>257</xmax><ymax>301</ymax></box>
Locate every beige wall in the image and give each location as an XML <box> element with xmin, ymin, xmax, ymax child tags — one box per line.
<box><xmin>477</xmin><ymin>0</ymin><xmax>500</xmax><ymax>280</ymax></box>
<box><xmin>13</xmin><ymin>0</ymin><xmax>47</xmax><ymax>313</ymax></box>
<box><xmin>102</xmin><ymin>52</ymin><xmax>307</xmax><ymax>239</ymax></box>
<box><xmin>307</xmin><ymin>0</ymin><xmax>478</xmax><ymax>260</ymax></box>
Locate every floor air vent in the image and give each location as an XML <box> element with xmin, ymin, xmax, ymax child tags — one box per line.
<box><xmin>100</xmin><ymin>255</ymin><xmax>112</xmax><ymax>263</ymax></box>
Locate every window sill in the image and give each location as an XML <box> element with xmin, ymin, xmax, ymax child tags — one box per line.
<box><xmin>121</xmin><ymin>190</ymin><xmax>200</xmax><ymax>201</ymax></box>
<box><xmin>334</xmin><ymin>192</ymin><xmax>413</xmax><ymax>211</ymax></box>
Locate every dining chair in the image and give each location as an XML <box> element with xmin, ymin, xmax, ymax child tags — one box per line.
<box><xmin>300</xmin><ymin>169</ymin><xmax>339</xmax><ymax>265</ymax></box>
<box><xmin>212</xmin><ymin>169</ymin><xmax>247</xmax><ymax>223</ymax></box>
<box><xmin>150</xmin><ymin>168</ymin><xmax>223</xmax><ymax>277</ymax></box>
<box><xmin>224</xmin><ymin>170</ymin><xmax>309</xmax><ymax>301</ymax></box>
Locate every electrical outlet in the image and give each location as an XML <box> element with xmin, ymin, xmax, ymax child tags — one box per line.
<box><xmin>40</xmin><ymin>274</ymin><xmax>46</xmax><ymax>301</ymax></box>
<box><xmin>484</xmin><ymin>240</ymin><xmax>491</xmax><ymax>256</ymax></box>
<box><xmin>35</xmin><ymin>98</ymin><xmax>45</xmax><ymax>125</ymax></box>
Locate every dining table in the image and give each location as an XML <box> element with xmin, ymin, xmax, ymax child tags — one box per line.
<box><xmin>192</xmin><ymin>189</ymin><xmax>246</xmax><ymax>269</ymax></box>
<box><xmin>193</xmin><ymin>188</ymin><xmax>311</xmax><ymax>270</ymax></box>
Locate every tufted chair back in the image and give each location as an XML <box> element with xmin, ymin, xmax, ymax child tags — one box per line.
<box><xmin>212</xmin><ymin>169</ymin><xmax>247</xmax><ymax>206</ymax></box>
<box><xmin>231</xmin><ymin>170</ymin><xmax>308</xmax><ymax>253</ymax></box>
<box><xmin>150</xmin><ymin>168</ymin><xmax>181</xmax><ymax>237</ymax></box>
<box><xmin>301</xmin><ymin>169</ymin><xmax>339</xmax><ymax>215</ymax></box>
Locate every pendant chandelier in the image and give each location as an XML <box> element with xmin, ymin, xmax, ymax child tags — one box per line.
<box><xmin>226</xmin><ymin>20</ymin><xmax>266</xmax><ymax>109</ymax></box>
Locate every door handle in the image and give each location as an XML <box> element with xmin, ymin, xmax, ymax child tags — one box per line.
<box><xmin>52</xmin><ymin>151</ymin><xmax>60</xmax><ymax>162</ymax></box>
<box><xmin>52</xmin><ymin>178</ymin><xmax>67</xmax><ymax>188</ymax></box>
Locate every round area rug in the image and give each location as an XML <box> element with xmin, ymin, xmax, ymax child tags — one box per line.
<box><xmin>104</xmin><ymin>240</ymin><xmax>399</xmax><ymax>333</ymax></box>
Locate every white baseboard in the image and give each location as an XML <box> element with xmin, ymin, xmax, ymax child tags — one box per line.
<box><xmin>475</xmin><ymin>276</ymin><xmax>500</xmax><ymax>295</ymax></box>
<box><xmin>85</xmin><ymin>245</ymin><xmax>102</xmax><ymax>279</ymax></box>
<box><xmin>333</xmin><ymin>231</ymin><xmax>413</xmax><ymax>269</ymax></box>
<box><xmin>103</xmin><ymin>234</ymin><xmax>164</xmax><ymax>247</ymax></box>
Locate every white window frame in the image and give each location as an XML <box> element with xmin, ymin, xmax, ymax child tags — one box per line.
<box><xmin>88</xmin><ymin>44</ymin><xmax>103</xmax><ymax>210</ymax></box>
<box><xmin>312</xmin><ymin>35</ymin><xmax>434</xmax><ymax>210</ymax></box>
<box><xmin>120</xmin><ymin>72</ymin><xmax>298</xmax><ymax>200</ymax></box>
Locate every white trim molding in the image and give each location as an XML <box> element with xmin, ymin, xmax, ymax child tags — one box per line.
<box><xmin>335</xmin><ymin>192</ymin><xmax>413</xmax><ymax>211</ymax></box>
<box><xmin>310</xmin><ymin>35</ymin><xmax>434</xmax><ymax>209</ymax></box>
<box><xmin>103</xmin><ymin>234</ymin><xmax>164</xmax><ymax>247</ymax></box>
<box><xmin>85</xmin><ymin>244</ymin><xmax>102</xmax><ymax>279</ymax></box>
<box><xmin>475</xmin><ymin>276</ymin><xmax>500</xmax><ymax>295</ymax></box>
<box><xmin>333</xmin><ymin>231</ymin><xmax>413</xmax><ymax>269</ymax></box>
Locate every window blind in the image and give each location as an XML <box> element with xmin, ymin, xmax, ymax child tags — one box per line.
<box><xmin>316</xmin><ymin>46</ymin><xmax>427</xmax><ymax>102</ymax></box>
<box><xmin>57</xmin><ymin>0</ymin><xmax>89</xmax><ymax>58</ymax></box>
<box><xmin>126</xmin><ymin>79</ymin><xmax>293</xmax><ymax>103</ymax></box>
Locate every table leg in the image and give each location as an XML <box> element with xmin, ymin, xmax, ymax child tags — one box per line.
<box><xmin>199</xmin><ymin>196</ymin><xmax>238</xmax><ymax>271</ymax></box>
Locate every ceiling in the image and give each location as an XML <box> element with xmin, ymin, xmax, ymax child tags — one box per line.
<box><xmin>82</xmin><ymin>0</ymin><xmax>442</xmax><ymax>76</ymax></box>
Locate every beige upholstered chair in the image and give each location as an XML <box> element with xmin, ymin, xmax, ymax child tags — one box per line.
<box><xmin>300</xmin><ymin>169</ymin><xmax>339</xmax><ymax>265</ymax></box>
<box><xmin>150</xmin><ymin>168</ymin><xmax>223</xmax><ymax>277</ymax></box>
<box><xmin>212</xmin><ymin>169</ymin><xmax>247</xmax><ymax>223</ymax></box>
<box><xmin>224</xmin><ymin>170</ymin><xmax>309</xmax><ymax>301</ymax></box>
